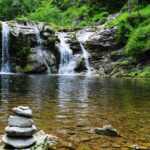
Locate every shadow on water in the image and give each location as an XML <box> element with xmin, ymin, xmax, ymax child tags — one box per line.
<box><xmin>0</xmin><ymin>75</ymin><xmax>150</xmax><ymax>148</ymax></box>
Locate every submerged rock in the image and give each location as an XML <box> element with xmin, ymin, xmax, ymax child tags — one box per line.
<box><xmin>93</xmin><ymin>125</ymin><xmax>120</xmax><ymax>137</ymax></box>
<box><xmin>2</xmin><ymin>135</ymin><xmax>36</xmax><ymax>149</ymax></box>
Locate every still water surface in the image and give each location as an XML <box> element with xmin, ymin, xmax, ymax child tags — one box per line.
<box><xmin>0</xmin><ymin>74</ymin><xmax>150</xmax><ymax>149</ymax></box>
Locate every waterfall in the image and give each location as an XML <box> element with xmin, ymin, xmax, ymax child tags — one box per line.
<box><xmin>1</xmin><ymin>22</ymin><xmax>10</xmax><ymax>73</ymax></box>
<box><xmin>57</xmin><ymin>32</ymin><xmax>76</xmax><ymax>74</ymax></box>
<box><xmin>76</xmin><ymin>31</ymin><xmax>91</xmax><ymax>75</ymax></box>
<box><xmin>79</xmin><ymin>42</ymin><xmax>91</xmax><ymax>74</ymax></box>
<box><xmin>32</xmin><ymin>23</ymin><xmax>51</xmax><ymax>74</ymax></box>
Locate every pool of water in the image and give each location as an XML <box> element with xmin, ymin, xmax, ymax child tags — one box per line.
<box><xmin>0</xmin><ymin>74</ymin><xmax>150</xmax><ymax>149</ymax></box>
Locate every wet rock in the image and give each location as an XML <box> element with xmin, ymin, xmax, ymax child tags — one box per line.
<box><xmin>31</xmin><ymin>130</ymin><xmax>58</xmax><ymax>150</ymax></box>
<box><xmin>130</xmin><ymin>144</ymin><xmax>139</xmax><ymax>150</ymax></box>
<box><xmin>93</xmin><ymin>125</ymin><xmax>120</xmax><ymax>137</ymax></box>
<box><xmin>5</xmin><ymin>125</ymin><xmax>36</xmax><ymax>137</ymax></box>
<box><xmin>8</xmin><ymin>115</ymin><xmax>33</xmax><ymax>127</ymax></box>
<box><xmin>112</xmin><ymin>144</ymin><xmax>121</xmax><ymax>148</ymax></box>
<box><xmin>0</xmin><ymin>20</ymin><xmax>58</xmax><ymax>74</ymax></box>
<box><xmin>2</xmin><ymin>135</ymin><xmax>36</xmax><ymax>149</ymax></box>
<box><xmin>42</xmin><ymin>32</ymin><xmax>50</xmax><ymax>37</ymax></box>
<box><xmin>128</xmin><ymin>144</ymin><xmax>150</xmax><ymax>150</ymax></box>
<box><xmin>57</xmin><ymin>141</ymin><xmax>76</xmax><ymax>149</ymax></box>
<box><xmin>13</xmin><ymin>106</ymin><xmax>32</xmax><ymax>118</ymax></box>
<box><xmin>18</xmin><ymin>106</ymin><xmax>29</xmax><ymax>110</ymax></box>
<box><xmin>101</xmin><ymin>143</ymin><xmax>111</xmax><ymax>148</ymax></box>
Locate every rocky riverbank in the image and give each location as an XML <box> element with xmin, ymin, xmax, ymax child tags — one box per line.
<box><xmin>0</xmin><ymin>19</ymin><xmax>149</xmax><ymax>76</ymax></box>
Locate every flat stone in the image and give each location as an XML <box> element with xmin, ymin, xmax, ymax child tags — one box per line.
<box><xmin>5</xmin><ymin>125</ymin><xmax>36</xmax><ymax>137</ymax></box>
<box><xmin>8</xmin><ymin>116</ymin><xmax>33</xmax><ymax>127</ymax></box>
<box><xmin>2</xmin><ymin>135</ymin><xmax>36</xmax><ymax>149</ymax></box>
<box><xmin>13</xmin><ymin>107</ymin><xmax>32</xmax><ymax>118</ymax></box>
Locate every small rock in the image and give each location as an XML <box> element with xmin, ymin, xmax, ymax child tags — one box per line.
<box><xmin>5</xmin><ymin>125</ymin><xmax>36</xmax><ymax>137</ymax></box>
<box><xmin>101</xmin><ymin>143</ymin><xmax>111</xmax><ymax>148</ymax></box>
<box><xmin>2</xmin><ymin>135</ymin><xmax>36</xmax><ymax>149</ymax></box>
<box><xmin>18</xmin><ymin>106</ymin><xmax>29</xmax><ymax>110</ymax></box>
<box><xmin>131</xmin><ymin>144</ymin><xmax>139</xmax><ymax>150</ymax></box>
<box><xmin>112</xmin><ymin>144</ymin><xmax>121</xmax><ymax>148</ymax></box>
<box><xmin>13</xmin><ymin>107</ymin><xmax>32</xmax><ymax>118</ymax></box>
<box><xmin>8</xmin><ymin>116</ymin><xmax>33</xmax><ymax>127</ymax></box>
<box><xmin>43</xmin><ymin>32</ymin><xmax>50</xmax><ymax>37</ymax></box>
<box><xmin>93</xmin><ymin>125</ymin><xmax>120</xmax><ymax>137</ymax></box>
<box><xmin>57</xmin><ymin>141</ymin><xmax>76</xmax><ymax>150</ymax></box>
<box><xmin>47</xmin><ymin>134</ymin><xmax>59</xmax><ymax>142</ymax></box>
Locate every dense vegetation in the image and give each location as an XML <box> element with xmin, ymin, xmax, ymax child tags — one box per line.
<box><xmin>0</xmin><ymin>0</ymin><xmax>127</xmax><ymax>28</ymax></box>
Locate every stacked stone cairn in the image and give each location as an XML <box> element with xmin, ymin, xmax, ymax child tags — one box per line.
<box><xmin>2</xmin><ymin>106</ymin><xmax>36</xmax><ymax>149</ymax></box>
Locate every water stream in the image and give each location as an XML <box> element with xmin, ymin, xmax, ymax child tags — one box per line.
<box><xmin>1</xmin><ymin>22</ymin><xmax>10</xmax><ymax>73</ymax></box>
<box><xmin>57</xmin><ymin>32</ymin><xmax>76</xmax><ymax>74</ymax></box>
<box><xmin>76</xmin><ymin>32</ymin><xmax>91</xmax><ymax>75</ymax></box>
<box><xmin>32</xmin><ymin>23</ymin><xmax>51</xmax><ymax>74</ymax></box>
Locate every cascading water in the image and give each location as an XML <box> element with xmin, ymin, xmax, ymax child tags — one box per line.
<box><xmin>1</xmin><ymin>22</ymin><xmax>10</xmax><ymax>73</ymax></box>
<box><xmin>76</xmin><ymin>31</ymin><xmax>91</xmax><ymax>75</ymax></box>
<box><xmin>57</xmin><ymin>32</ymin><xmax>76</xmax><ymax>74</ymax></box>
<box><xmin>32</xmin><ymin>23</ymin><xmax>51</xmax><ymax>73</ymax></box>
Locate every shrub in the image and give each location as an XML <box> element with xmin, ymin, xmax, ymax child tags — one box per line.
<box><xmin>125</xmin><ymin>20</ymin><xmax>150</xmax><ymax>57</ymax></box>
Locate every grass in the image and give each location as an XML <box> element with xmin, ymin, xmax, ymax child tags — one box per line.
<box><xmin>107</xmin><ymin>4</ymin><xmax>150</xmax><ymax>58</ymax></box>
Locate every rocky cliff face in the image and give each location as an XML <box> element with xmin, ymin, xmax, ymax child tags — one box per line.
<box><xmin>0</xmin><ymin>21</ymin><xmax>58</xmax><ymax>73</ymax></box>
<box><xmin>0</xmin><ymin>20</ymin><xmax>130</xmax><ymax>76</ymax></box>
<box><xmin>75</xmin><ymin>25</ymin><xmax>125</xmax><ymax>76</ymax></box>
<box><xmin>63</xmin><ymin>25</ymin><xmax>127</xmax><ymax>76</ymax></box>
<box><xmin>0</xmin><ymin>21</ymin><xmax>92</xmax><ymax>74</ymax></box>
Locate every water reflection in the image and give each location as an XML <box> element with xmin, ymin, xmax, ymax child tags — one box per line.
<box><xmin>58</xmin><ymin>75</ymin><xmax>92</xmax><ymax>124</ymax></box>
<box><xmin>0</xmin><ymin>75</ymin><xmax>150</xmax><ymax>147</ymax></box>
<box><xmin>1</xmin><ymin>74</ymin><xmax>9</xmax><ymax>103</ymax></box>
<box><xmin>58</xmin><ymin>75</ymin><xmax>90</xmax><ymax>104</ymax></box>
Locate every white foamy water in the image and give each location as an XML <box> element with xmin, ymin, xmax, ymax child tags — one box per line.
<box><xmin>1</xmin><ymin>22</ymin><xmax>10</xmax><ymax>73</ymax></box>
<box><xmin>57</xmin><ymin>32</ymin><xmax>76</xmax><ymax>75</ymax></box>
<box><xmin>76</xmin><ymin>31</ymin><xmax>92</xmax><ymax>75</ymax></box>
<box><xmin>32</xmin><ymin>23</ymin><xmax>51</xmax><ymax>74</ymax></box>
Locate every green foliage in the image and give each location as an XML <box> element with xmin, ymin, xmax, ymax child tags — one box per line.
<box><xmin>120</xmin><ymin>60</ymin><xmax>130</xmax><ymax>66</ymax></box>
<box><xmin>115</xmin><ymin>21</ymin><xmax>133</xmax><ymax>45</ymax></box>
<box><xmin>0</xmin><ymin>0</ymin><xmax>127</xmax><ymax>28</ymax></box>
<box><xmin>92</xmin><ymin>12</ymin><xmax>109</xmax><ymax>24</ymax></box>
<box><xmin>138</xmin><ymin>66</ymin><xmax>150</xmax><ymax>77</ymax></box>
<box><xmin>16</xmin><ymin>41</ymin><xmax>31</xmax><ymax>67</ymax></box>
<box><xmin>28</xmin><ymin>2</ymin><xmax>61</xmax><ymax>26</ymax></box>
<box><xmin>0</xmin><ymin>0</ymin><xmax>41</xmax><ymax>20</ymax></box>
<box><xmin>108</xmin><ymin>4</ymin><xmax>150</xmax><ymax>58</ymax></box>
<box><xmin>125</xmin><ymin>20</ymin><xmax>150</xmax><ymax>57</ymax></box>
<box><xmin>16</xmin><ymin>64</ymin><xmax>34</xmax><ymax>73</ymax></box>
<box><xmin>108</xmin><ymin>5</ymin><xmax>150</xmax><ymax>27</ymax></box>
